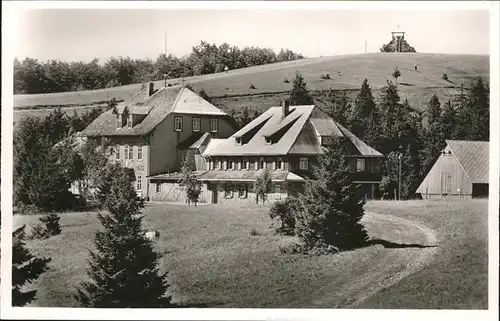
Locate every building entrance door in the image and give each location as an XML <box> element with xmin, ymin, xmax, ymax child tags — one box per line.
<box><xmin>211</xmin><ymin>186</ymin><xmax>218</xmax><ymax>204</ymax></box>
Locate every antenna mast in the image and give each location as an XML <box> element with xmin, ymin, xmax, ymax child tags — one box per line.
<box><xmin>164</xmin><ymin>28</ymin><xmax>167</xmax><ymax>57</ymax></box>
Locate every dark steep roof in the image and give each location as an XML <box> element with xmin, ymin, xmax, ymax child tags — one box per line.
<box><xmin>203</xmin><ymin>104</ymin><xmax>383</xmax><ymax>157</ymax></box>
<box><xmin>446</xmin><ymin>140</ymin><xmax>489</xmax><ymax>184</ymax></box>
<box><xmin>81</xmin><ymin>86</ymin><xmax>227</xmax><ymax>137</ymax></box>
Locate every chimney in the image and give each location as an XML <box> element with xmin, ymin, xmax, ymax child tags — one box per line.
<box><xmin>149</xmin><ymin>82</ymin><xmax>155</xmax><ymax>96</ymax></box>
<box><xmin>282</xmin><ymin>99</ymin><xmax>289</xmax><ymax>118</ymax></box>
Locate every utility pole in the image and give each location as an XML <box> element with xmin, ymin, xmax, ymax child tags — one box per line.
<box><xmin>164</xmin><ymin>28</ymin><xmax>167</xmax><ymax>58</ymax></box>
<box><xmin>398</xmin><ymin>153</ymin><xmax>402</xmax><ymax>201</ymax></box>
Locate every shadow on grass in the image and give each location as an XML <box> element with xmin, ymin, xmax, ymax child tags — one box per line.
<box><xmin>399</xmin><ymin>82</ymin><xmax>415</xmax><ymax>87</ymax></box>
<box><xmin>366</xmin><ymin>238</ymin><xmax>437</xmax><ymax>249</ymax></box>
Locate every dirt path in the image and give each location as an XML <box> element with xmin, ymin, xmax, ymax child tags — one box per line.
<box><xmin>310</xmin><ymin>211</ymin><xmax>438</xmax><ymax>308</ymax></box>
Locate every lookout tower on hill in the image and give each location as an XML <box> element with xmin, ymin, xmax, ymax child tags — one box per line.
<box><xmin>380</xmin><ymin>26</ymin><xmax>416</xmax><ymax>53</ymax></box>
<box><xmin>391</xmin><ymin>28</ymin><xmax>406</xmax><ymax>52</ymax></box>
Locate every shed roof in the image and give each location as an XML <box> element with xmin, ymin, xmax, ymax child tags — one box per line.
<box><xmin>446</xmin><ymin>140</ymin><xmax>489</xmax><ymax>184</ymax></box>
<box><xmin>81</xmin><ymin>86</ymin><xmax>227</xmax><ymax>137</ymax></box>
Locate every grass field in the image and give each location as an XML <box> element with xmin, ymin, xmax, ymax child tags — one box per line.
<box><xmin>13</xmin><ymin>199</ymin><xmax>488</xmax><ymax>308</ymax></box>
<box><xmin>13</xmin><ymin>53</ymin><xmax>488</xmax><ymax>112</ymax></box>
<box><xmin>361</xmin><ymin>199</ymin><xmax>489</xmax><ymax>309</ymax></box>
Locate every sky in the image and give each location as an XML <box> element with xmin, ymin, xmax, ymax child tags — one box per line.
<box><xmin>12</xmin><ymin>8</ymin><xmax>490</xmax><ymax>62</ymax></box>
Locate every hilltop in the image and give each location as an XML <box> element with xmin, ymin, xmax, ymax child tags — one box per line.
<box><xmin>13</xmin><ymin>53</ymin><xmax>489</xmax><ymax>117</ymax></box>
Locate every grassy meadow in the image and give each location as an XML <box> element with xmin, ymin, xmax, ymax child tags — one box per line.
<box><xmin>13</xmin><ymin>199</ymin><xmax>488</xmax><ymax>309</ymax></box>
<box><xmin>13</xmin><ymin>53</ymin><xmax>488</xmax><ymax>111</ymax></box>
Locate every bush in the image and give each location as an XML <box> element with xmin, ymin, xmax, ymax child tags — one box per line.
<box><xmin>320</xmin><ymin>73</ymin><xmax>331</xmax><ymax>80</ymax></box>
<box><xmin>249</xmin><ymin>228</ymin><xmax>260</xmax><ymax>236</ymax></box>
<box><xmin>39</xmin><ymin>213</ymin><xmax>62</xmax><ymax>236</ymax></box>
<box><xmin>249</xmin><ymin>84</ymin><xmax>256</xmax><ymax>89</ymax></box>
<box><xmin>254</xmin><ymin>168</ymin><xmax>272</xmax><ymax>204</ymax></box>
<box><xmin>29</xmin><ymin>224</ymin><xmax>49</xmax><ymax>240</ymax></box>
<box><xmin>442</xmin><ymin>73</ymin><xmax>449</xmax><ymax>81</ymax></box>
<box><xmin>283</xmin><ymin>78</ymin><xmax>290</xmax><ymax>83</ymax></box>
<box><xmin>269</xmin><ymin>197</ymin><xmax>303</xmax><ymax>235</ymax></box>
<box><xmin>279</xmin><ymin>242</ymin><xmax>305</xmax><ymax>254</ymax></box>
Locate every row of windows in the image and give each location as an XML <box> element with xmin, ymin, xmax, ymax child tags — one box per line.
<box><xmin>209</xmin><ymin>158</ymin><xmax>309</xmax><ymax>171</ymax></box>
<box><xmin>116</xmin><ymin>145</ymin><xmax>143</xmax><ymax>161</ymax></box>
<box><xmin>174</xmin><ymin>116</ymin><xmax>218</xmax><ymax>133</ymax></box>
<box><xmin>223</xmin><ymin>183</ymin><xmax>283</xmax><ymax>198</ymax></box>
<box><xmin>224</xmin><ymin>184</ymin><xmax>248</xmax><ymax>199</ymax></box>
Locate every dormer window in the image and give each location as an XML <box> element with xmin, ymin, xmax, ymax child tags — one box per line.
<box><xmin>127</xmin><ymin>114</ymin><xmax>133</xmax><ymax>128</ymax></box>
<box><xmin>235</xmin><ymin>137</ymin><xmax>242</xmax><ymax>145</ymax></box>
<box><xmin>265</xmin><ymin>137</ymin><xmax>272</xmax><ymax>145</ymax></box>
<box><xmin>321</xmin><ymin>136</ymin><xmax>333</xmax><ymax>146</ymax></box>
<box><xmin>116</xmin><ymin>114</ymin><xmax>122</xmax><ymax>128</ymax></box>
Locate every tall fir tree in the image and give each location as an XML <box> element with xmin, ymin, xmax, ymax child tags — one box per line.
<box><xmin>75</xmin><ymin>164</ymin><xmax>173</xmax><ymax>307</ymax></box>
<box><xmin>288</xmin><ymin>72</ymin><xmax>314</xmax><ymax>105</ymax></box>
<box><xmin>350</xmin><ymin>79</ymin><xmax>379</xmax><ymax>145</ymax></box>
<box><xmin>420</xmin><ymin>94</ymin><xmax>445</xmax><ymax>173</ymax></box>
<box><xmin>440</xmin><ymin>100</ymin><xmax>457</xmax><ymax>141</ymax></box>
<box><xmin>468</xmin><ymin>78</ymin><xmax>489</xmax><ymax>141</ymax></box>
<box><xmin>296</xmin><ymin>137</ymin><xmax>368</xmax><ymax>252</ymax></box>
<box><xmin>14</xmin><ymin>116</ymin><xmax>74</xmax><ymax>211</ymax></box>
<box><xmin>12</xmin><ymin>225</ymin><xmax>51</xmax><ymax>306</ymax></box>
<box><xmin>378</xmin><ymin>80</ymin><xmax>402</xmax><ymax>155</ymax></box>
<box><xmin>329</xmin><ymin>91</ymin><xmax>351</xmax><ymax>127</ymax></box>
<box><xmin>454</xmin><ymin>78</ymin><xmax>489</xmax><ymax>141</ymax></box>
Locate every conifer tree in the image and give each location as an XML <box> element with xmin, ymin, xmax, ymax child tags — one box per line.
<box><xmin>329</xmin><ymin>91</ymin><xmax>351</xmax><ymax>127</ymax></box>
<box><xmin>75</xmin><ymin>164</ymin><xmax>173</xmax><ymax>307</ymax></box>
<box><xmin>392</xmin><ymin>67</ymin><xmax>401</xmax><ymax>84</ymax></box>
<box><xmin>454</xmin><ymin>79</ymin><xmax>489</xmax><ymax>141</ymax></box>
<box><xmin>12</xmin><ymin>225</ymin><xmax>51</xmax><ymax>306</ymax></box>
<box><xmin>296</xmin><ymin>137</ymin><xmax>368</xmax><ymax>252</ymax></box>
<box><xmin>440</xmin><ymin>100</ymin><xmax>457</xmax><ymax>141</ymax></box>
<box><xmin>378</xmin><ymin>80</ymin><xmax>402</xmax><ymax>154</ymax></box>
<box><xmin>350</xmin><ymin>79</ymin><xmax>379</xmax><ymax>145</ymax></box>
<box><xmin>289</xmin><ymin>72</ymin><xmax>313</xmax><ymax>105</ymax></box>
<box><xmin>421</xmin><ymin>95</ymin><xmax>444</xmax><ymax>172</ymax></box>
<box><xmin>468</xmin><ymin>78</ymin><xmax>489</xmax><ymax>141</ymax></box>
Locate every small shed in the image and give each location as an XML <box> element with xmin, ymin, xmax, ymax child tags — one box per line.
<box><xmin>416</xmin><ymin>140</ymin><xmax>489</xmax><ymax>199</ymax></box>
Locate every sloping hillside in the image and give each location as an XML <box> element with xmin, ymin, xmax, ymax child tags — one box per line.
<box><xmin>13</xmin><ymin>53</ymin><xmax>489</xmax><ymax>113</ymax></box>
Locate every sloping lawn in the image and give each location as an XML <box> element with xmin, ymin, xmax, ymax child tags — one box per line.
<box><xmin>13</xmin><ymin>199</ymin><xmax>487</xmax><ymax>308</ymax></box>
<box><xmin>359</xmin><ymin>199</ymin><xmax>488</xmax><ymax>309</ymax></box>
<box><xmin>14</xmin><ymin>53</ymin><xmax>488</xmax><ymax>109</ymax></box>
